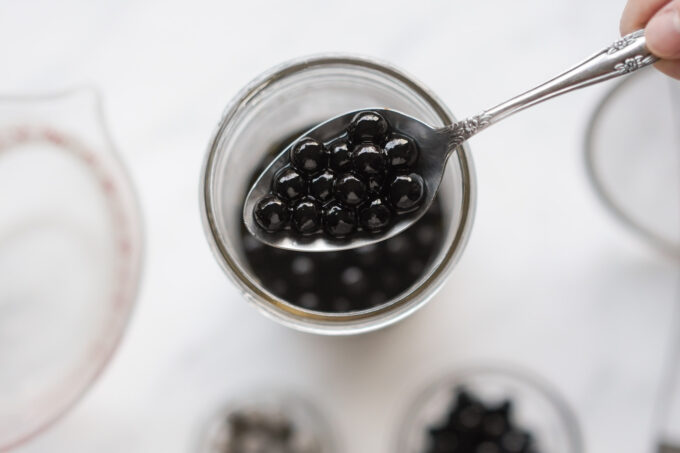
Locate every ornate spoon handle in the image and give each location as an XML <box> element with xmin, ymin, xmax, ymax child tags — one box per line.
<box><xmin>441</xmin><ymin>29</ymin><xmax>658</xmax><ymax>150</ymax></box>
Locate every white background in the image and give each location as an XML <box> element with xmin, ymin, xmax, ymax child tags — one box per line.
<box><xmin>1</xmin><ymin>1</ymin><xmax>679</xmax><ymax>452</ymax></box>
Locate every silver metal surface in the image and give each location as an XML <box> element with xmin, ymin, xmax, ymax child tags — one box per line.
<box><xmin>245</xmin><ymin>29</ymin><xmax>656</xmax><ymax>252</ymax></box>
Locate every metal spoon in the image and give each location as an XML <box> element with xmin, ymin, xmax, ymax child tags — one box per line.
<box><xmin>244</xmin><ymin>29</ymin><xmax>657</xmax><ymax>252</ymax></box>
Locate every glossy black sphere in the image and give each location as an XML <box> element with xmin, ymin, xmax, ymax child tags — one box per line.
<box><xmin>348</xmin><ymin>111</ymin><xmax>389</xmax><ymax>143</ymax></box>
<box><xmin>329</xmin><ymin>138</ymin><xmax>352</xmax><ymax>172</ymax></box>
<box><xmin>290</xmin><ymin>137</ymin><xmax>327</xmax><ymax>174</ymax></box>
<box><xmin>384</xmin><ymin>134</ymin><xmax>418</xmax><ymax>168</ymax></box>
<box><xmin>359</xmin><ymin>198</ymin><xmax>392</xmax><ymax>232</ymax></box>
<box><xmin>323</xmin><ymin>202</ymin><xmax>357</xmax><ymax>238</ymax></box>
<box><xmin>367</xmin><ymin>173</ymin><xmax>385</xmax><ymax>194</ymax></box>
<box><xmin>309</xmin><ymin>170</ymin><xmax>335</xmax><ymax>202</ymax></box>
<box><xmin>352</xmin><ymin>143</ymin><xmax>385</xmax><ymax>175</ymax></box>
<box><xmin>273</xmin><ymin>166</ymin><xmax>306</xmax><ymax>200</ymax></box>
<box><xmin>291</xmin><ymin>197</ymin><xmax>321</xmax><ymax>235</ymax></box>
<box><xmin>253</xmin><ymin>196</ymin><xmax>289</xmax><ymax>232</ymax></box>
<box><xmin>388</xmin><ymin>173</ymin><xmax>425</xmax><ymax>212</ymax></box>
<box><xmin>334</xmin><ymin>173</ymin><xmax>367</xmax><ymax>207</ymax></box>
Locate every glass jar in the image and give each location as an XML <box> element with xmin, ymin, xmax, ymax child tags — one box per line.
<box><xmin>198</xmin><ymin>390</ymin><xmax>336</xmax><ymax>453</ymax></box>
<box><xmin>200</xmin><ymin>55</ymin><xmax>475</xmax><ymax>335</ymax></box>
<box><xmin>395</xmin><ymin>367</ymin><xmax>583</xmax><ymax>453</ymax></box>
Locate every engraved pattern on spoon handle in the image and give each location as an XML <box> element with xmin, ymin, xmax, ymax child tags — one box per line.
<box><xmin>440</xmin><ymin>29</ymin><xmax>658</xmax><ymax>151</ymax></box>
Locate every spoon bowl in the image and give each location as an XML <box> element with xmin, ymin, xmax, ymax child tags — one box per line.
<box><xmin>243</xmin><ymin>108</ymin><xmax>451</xmax><ymax>252</ymax></box>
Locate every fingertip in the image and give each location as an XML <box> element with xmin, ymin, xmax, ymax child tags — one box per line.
<box><xmin>646</xmin><ymin>1</ymin><xmax>680</xmax><ymax>58</ymax></box>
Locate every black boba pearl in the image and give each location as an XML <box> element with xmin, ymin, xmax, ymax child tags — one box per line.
<box><xmin>476</xmin><ymin>441</ymin><xmax>502</xmax><ymax>453</ymax></box>
<box><xmin>352</xmin><ymin>143</ymin><xmax>385</xmax><ymax>175</ymax></box>
<box><xmin>309</xmin><ymin>170</ymin><xmax>335</xmax><ymax>202</ymax></box>
<box><xmin>384</xmin><ymin>134</ymin><xmax>418</xmax><ymax>168</ymax></box>
<box><xmin>482</xmin><ymin>412</ymin><xmax>508</xmax><ymax>438</ymax></box>
<box><xmin>348</xmin><ymin>111</ymin><xmax>389</xmax><ymax>143</ymax></box>
<box><xmin>501</xmin><ymin>430</ymin><xmax>532</xmax><ymax>453</ymax></box>
<box><xmin>388</xmin><ymin>172</ymin><xmax>425</xmax><ymax>212</ymax></box>
<box><xmin>291</xmin><ymin>197</ymin><xmax>321</xmax><ymax>235</ymax></box>
<box><xmin>334</xmin><ymin>173</ymin><xmax>367</xmax><ymax>207</ymax></box>
<box><xmin>273</xmin><ymin>166</ymin><xmax>306</xmax><ymax>201</ymax></box>
<box><xmin>290</xmin><ymin>137</ymin><xmax>327</xmax><ymax>174</ymax></box>
<box><xmin>323</xmin><ymin>202</ymin><xmax>357</xmax><ymax>238</ymax></box>
<box><xmin>428</xmin><ymin>428</ymin><xmax>459</xmax><ymax>452</ymax></box>
<box><xmin>329</xmin><ymin>139</ymin><xmax>352</xmax><ymax>172</ymax></box>
<box><xmin>367</xmin><ymin>173</ymin><xmax>385</xmax><ymax>194</ymax></box>
<box><xmin>359</xmin><ymin>198</ymin><xmax>392</xmax><ymax>232</ymax></box>
<box><xmin>455</xmin><ymin>403</ymin><xmax>484</xmax><ymax>431</ymax></box>
<box><xmin>253</xmin><ymin>196</ymin><xmax>289</xmax><ymax>232</ymax></box>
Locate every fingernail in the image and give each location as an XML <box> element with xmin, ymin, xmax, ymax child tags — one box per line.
<box><xmin>646</xmin><ymin>1</ymin><xmax>680</xmax><ymax>58</ymax></box>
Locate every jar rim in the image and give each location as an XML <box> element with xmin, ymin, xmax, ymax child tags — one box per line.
<box><xmin>200</xmin><ymin>54</ymin><xmax>476</xmax><ymax>334</ymax></box>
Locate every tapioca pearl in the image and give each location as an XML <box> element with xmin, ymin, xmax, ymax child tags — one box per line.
<box><xmin>385</xmin><ymin>235</ymin><xmax>412</xmax><ymax>257</ymax></box>
<box><xmin>292</xmin><ymin>256</ymin><xmax>314</xmax><ymax>275</ymax></box>
<box><xmin>388</xmin><ymin>172</ymin><xmax>425</xmax><ymax>212</ymax></box>
<box><xmin>408</xmin><ymin>259</ymin><xmax>425</xmax><ymax>276</ymax></box>
<box><xmin>352</xmin><ymin>243</ymin><xmax>380</xmax><ymax>266</ymax></box>
<box><xmin>476</xmin><ymin>441</ymin><xmax>502</xmax><ymax>453</ymax></box>
<box><xmin>358</xmin><ymin>198</ymin><xmax>392</xmax><ymax>232</ymax></box>
<box><xmin>348</xmin><ymin>111</ymin><xmax>389</xmax><ymax>143</ymax></box>
<box><xmin>269</xmin><ymin>278</ymin><xmax>289</xmax><ymax>297</ymax></box>
<box><xmin>500</xmin><ymin>430</ymin><xmax>533</xmax><ymax>453</ymax></box>
<box><xmin>290</xmin><ymin>137</ymin><xmax>327</xmax><ymax>175</ymax></box>
<box><xmin>416</xmin><ymin>224</ymin><xmax>438</xmax><ymax>247</ymax></box>
<box><xmin>429</xmin><ymin>430</ymin><xmax>460</xmax><ymax>451</ymax></box>
<box><xmin>384</xmin><ymin>134</ymin><xmax>418</xmax><ymax>168</ymax></box>
<box><xmin>273</xmin><ymin>166</ymin><xmax>306</xmax><ymax>201</ymax></box>
<box><xmin>309</xmin><ymin>170</ymin><xmax>335</xmax><ymax>202</ymax></box>
<box><xmin>455</xmin><ymin>404</ymin><xmax>485</xmax><ymax>431</ymax></box>
<box><xmin>297</xmin><ymin>292</ymin><xmax>320</xmax><ymax>310</ymax></box>
<box><xmin>329</xmin><ymin>139</ymin><xmax>352</xmax><ymax>172</ymax></box>
<box><xmin>243</xmin><ymin>234</ymin><xmax>264</xmax><ymax>253</ymax></box>
<box><xmin>332</xmin><ymin>297</ymin><xmax>352</xmax><ymax>312</ymax></box>
<box><xmin>367</xmin><ymin>173</ymin><xmax>385</xmax><ymax>194</ymax></box>
<box><xmin>352</xmin><ymin>143</ymin><xmax>385</xmax><ymax>175</ymax></box>
<box><xmin>482</xmin><ymin>412</ymin><xmax>508</xmax><ymax>438</ymax></box>
<box><xmin>254</xmin><ymin>196</ymin><xmax>289</xmax><ymax>232</ymax></box>
<box><xmin>334</xmin><ymin>173</ymin><xmax>367</xmax><ymax>207</ymax></box>
<box><xmin>341</xmin><ymin>266</ymin><xmax>368</xmax><ymax>294</ymax></box>
<box><xmin>380</xmin><ymin>271</ymin><xmax>400</xmax><ymax>292</ymax></box>
<box><xmin>291</xmin><ymin>197</ymin><xmax>321</xmax><ymax>235</ymax></box>
<box><xmin>322</xmin><ymin>202</ymin><xmax>357</xmax><ymax>238</ymax></box>
<box><xmin>368</xmin><ymin>291</ymin><xmax>387</xmax><ymax>306</ymax></box>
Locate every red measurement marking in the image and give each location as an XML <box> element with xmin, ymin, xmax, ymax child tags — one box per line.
<box><xmin>43</xmin><ymin>129</ymin><xmax>66</xmax><ymax>146</ymax></box>
<box><xmin>13</xmin><ymin>127</ymin><xmax>29</xmax><ymax>142</ymax></box>
<box><xmin>120</xmin><ymin>239</ymin><xmax>131</xmax><ymax>255</ymax></box>
<box><xmin>0</xmin><ymin>124</ymin><xmax>140</xmax><ymax>452</ymax></box>
<box><xmin>102</xmin><ymin>178</ymin><xmax>115</xmax><ymax>193</ymax></box>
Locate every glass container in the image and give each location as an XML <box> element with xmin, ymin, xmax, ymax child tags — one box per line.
<box><xmin>200</xmin><ymin>55</ymin><xmax>475</xmax><ymax>335</ymax></box>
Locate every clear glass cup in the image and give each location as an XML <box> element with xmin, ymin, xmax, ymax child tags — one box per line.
<box><xmin>0</xmin><ymin>88</ymin><xmax>143</xmax><ymax>449</ymax></box>
<box><xmin>200</xmin><ymin>55</ymin><xmax>476</xmax><ymax>335</ymax></box>
<box><xmin>585</xmin><ymin>69</ymin><xmax>680</xmax><ymax>259</ymax></box>
<box><xmin>198</xmin><ymin>390</ymin><xmax>336</xmax><ymax>453</ymax></box>
<box><xmin>395</xmin><ymin>367</ymin><xmax>583</xmax><ymax>453</ymax></box>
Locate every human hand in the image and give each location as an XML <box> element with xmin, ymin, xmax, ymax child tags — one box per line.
<box><xmin>621</xmin><ymin>0</ymin><xmax>680</xmax><ymax>78</ymax></box>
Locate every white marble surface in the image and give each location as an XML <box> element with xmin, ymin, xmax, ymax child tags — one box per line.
<box><xmin>1</xmin><ymin>0</ymin><xmax>679</xmax><ymax>452</ymax></box>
